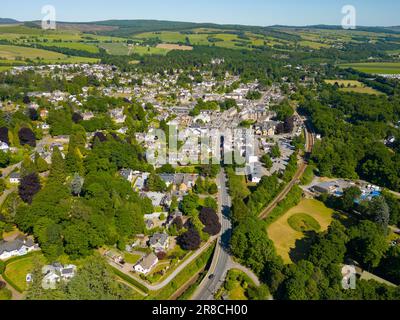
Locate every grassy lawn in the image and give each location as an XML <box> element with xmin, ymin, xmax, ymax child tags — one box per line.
<box><xmin>220</xmin><ymin>269</ymin><xmax>261</xmax><ymax>300</ymax></box>
<box><xmin>4</xmin><ymin>253</ymin><xmax>46</xmax><ymax>292</ymax></box>
<box><xmin>287</xmin><ymin>213</ymin><xmax>321</xmax><ymax>232</ymax></box>
<box><xmin>267</xmin><ymin>199</ymin><xmax>334</xmax><ymax>264</ymax></box>
<box><xmin>340</xmin><ymin>62</ymin><xmax>400</xmax><ymax>74</ymax></box>
<box><xmin>124</xmin><ymin>253</ymin><xmax>142</xmax><ymax>265</ymax></box>
<box><xmin>0</xmin><ymin>288</ymin><xmax>12</xmax><ymax>300</ymax></box>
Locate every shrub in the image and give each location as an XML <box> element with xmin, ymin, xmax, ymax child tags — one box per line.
<box><xmin>0</xmin><ymin>260</ymin><xmax>5</xmax><ymax>274</ymax></box>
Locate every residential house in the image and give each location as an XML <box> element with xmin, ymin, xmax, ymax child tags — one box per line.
<box><xmin>142</xmin><ymin>192</ymin><xmax>165</xmax><ymax>207</ymax></box>
<box><xmin>9</xmin><ymin>172</ymin><xmax>21</xmax><ymax>184</ymax></box>
<box><xmin>120</xmin><ymin>169</ymin><xmax>135</xmax><ymax>183</ymax></box>
<box><xmin>110</xmin><ymin>108</ymin><xmax>126</xmax><ymax>124</ymax></box>
<box><xmin>41</xmin><ymin>263</ymin><xmax>77</xmax><ymax>290</ymax></box>
<box><xmin>133</xmin><ymin>172</ymin><xmax>150</xmax><ymax>191</ymax></box>
<box><xmin>82</xmin><ymin>111</ymin><xmax>95</xmax><ymax>121</ymax></box>
<box><xmin>250</xmin><ymin>162</ymin><xmax>264</xmax><ymax>184</ymax></box>
<box><xmin>0</xmin><ymin>236</ymin><xmax>39</xmax><ymax>260</ymax></box>
<box><xmin>134</xmin><ymin>253</ymin><xmax>159</xmax><ymax>274</ymax></box>
<box><xmin>0</xmin><ymin>141</ymin><xmax>10</xmax><ymax>152</ymax></box>
<box><xmin>149</xmin><ymin>233</ymin><xmax>169</xmax><ymax>253</ymax></box>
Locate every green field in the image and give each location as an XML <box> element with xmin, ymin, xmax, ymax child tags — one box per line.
<box><xmin>340</xmin><ymin>62</ymin><xmax>400</xmax><ymax>74</ymax></box>
<box><xmin>4</xmin><ymin>253</ymin><xmax>46</xmax><ymax>292</ymax></box>
<box><xmin>99</xmin><ymin>42</ymin><xmax>169</xmax><ymax>56</ymax></box>
<box><xmin>38</xmin><ymin>42</ymin><xmax>100</xmax><ymax>53</ymax></box>
<box><xmin>287</xmin><ymin>213</ymin><xmax>321</xmax><ymax>232</ymax></box>
<box><xmin>124</xmin><ymin>253</ymin><xmax>142</xmax><ymax>265</ymax></box>
<box><xmin>325</xmin><ymin>79</ymin><xmax>385</xmax><ymax>95</ymax></box>
<box><xmin>267</xmin><ymin>199</ymin><xmax>334</xmax><ymax>264</ymax></box>
<box><xmin>0</xmin><ymin>44</ymin><xmax>98</xmax><ymax>65</ymax></box>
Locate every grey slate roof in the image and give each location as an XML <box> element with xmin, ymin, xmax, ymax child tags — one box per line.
<box><xmin>0</xmin><ymin>237</ymin><xmax>34</xmax><ymax>255</ymax></box>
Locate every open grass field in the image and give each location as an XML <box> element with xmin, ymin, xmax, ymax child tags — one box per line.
<box><xmin>4</xmin><ymin>253</ymin><xmax>46</xmax><ymax>292</ymax></box>
<box><xmin>298</xmin><ymin>40</ymin><xmax>330</xmax><ymax>49</ymax></box>
<box><xmin>38</xmin><ymin>41</ymin><xmax>100</xmax><ymax>53</ymax></box>
<box><xmin>267</xmin><ymin>199</ymin><xmax>334</xmax><ymax>264</ymax></box>
<box><xmin>134</xmin><ymin>31</ymin><xmax>254</xmax><ymax>50</ymax></box>
<box><xmin>340</xmin><ymin>62</ymin><xmax>400</xmax><ymax>75</ymax></box>
<box><xmin>156</xmin><ymin>43</ymin><xmax>193</xmax><ymax>51</ymax></box>
<box><xmin>0</xmin><ymin>44</ymin><xmax>98</xmax><ymax>65</ymax></box>
<box><xmin>99</xmin><ymin>42</ymin><xmax>169</xmax><ymax>56</ymax></box>
<box><xmin>325</xmin><ymin>79</ymin><xmax>385</xmax><ymax>95</ymax></box>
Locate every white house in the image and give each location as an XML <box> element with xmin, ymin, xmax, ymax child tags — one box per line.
<box><xmin>149</xmin><ymin>233</ymin><xmax>169</xmax><ymax>253</ymax></box>
<box><xmin>134</xmin><ymin>253</ymin><xmax>158</xmax><ymax>275</ymax></box>
<box><xmin>0</xmin><ymin>236</ymin><xmax>38</xmax><ymax>260</ymax></box>
<box><xmin>9</xmin><ymin>172</ymin><xmax>21</xmax><ymax>184</ymax></box>
<box><xmin>41</xmin><ymin>263</ymin><xmax>77</xmax><ymax>290</ymax></box>
<box><xmin>0</xmin><ymin>141</ymin><xmax>9</xmax><ymax>152</ymax></box>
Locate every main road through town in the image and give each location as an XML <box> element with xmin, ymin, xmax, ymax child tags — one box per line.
<box><xmin>191</xmin><ymin>169</ymin><xmax>233</xmax><ymax>300</ymax></box>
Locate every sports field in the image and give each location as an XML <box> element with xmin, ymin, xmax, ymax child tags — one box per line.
<box><xmin>267</xmin><ymin>199</ymin><xmax>334</xmax><ymax>264</ymax></box>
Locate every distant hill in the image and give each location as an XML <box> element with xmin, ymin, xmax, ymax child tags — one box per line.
<box><xmin>272</xmin><ymin>24</ymin><xmax>400</xmax><ymax>35</ymax></box>
<box><xmin>0</xmin><ymin>18</ymin><xmax>19</xmax><ymax>24</ymax></box>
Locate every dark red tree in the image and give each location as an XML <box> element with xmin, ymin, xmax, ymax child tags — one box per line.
<box><xmin>177</xmin><ymin>228</ymin><xmax>201</xmax><ymax>251</ymax></box>
<box><xmin>0</xmin><ymin>127</ymin><xmax>9</xmax><ymax>144</ymax></box>
<box><xmin>72</xmin><ymin>112</ymin><xmax>83</xmax><ymax>123</ymax></box>
<box><xmin>18</xmin><ymin>128</ymin><xmax>36</xmax><ymax>147</ymax></box>
<box><xmin>28</xmin><ymin>108</ymin><xmax>39</xmax><ymax>121</ymax></box>
<box><xmin>199</xmin><ymin>207</ymin><xmax>221</xmax><ymax>236</ymax></box>
<box><xmin>18</xmin><ymin>173</ymin><xmax>41</xmax><ymax>204</ymax></box>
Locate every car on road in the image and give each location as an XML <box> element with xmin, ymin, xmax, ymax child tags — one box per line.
<box><xmin>208</xmin><ymin>274</ymin><xmax>215</xmax><ymax>280</ymax></box>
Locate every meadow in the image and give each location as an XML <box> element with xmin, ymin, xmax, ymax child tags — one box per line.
<box><xmin>0</xmin><ymin>44</ymin><xmax>98</xmax><ymax>65</ymax></box>
<box><xmin>325</xmin><ymin>79</ymin><xmax>385</xmax><ymax>95</ymax></box>
<box><xmin>340</xmin><ymin>62</ymin><xmax>400</xmax><ymax>75</ymax></box>
<box><xmin>267</xmin><ymin>199</ymin><xmax>334</xmax><ymax>264</ymax></box>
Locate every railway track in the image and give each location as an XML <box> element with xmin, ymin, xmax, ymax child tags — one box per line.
<box><xmin>258</xmin><ymin>122</ymin><xmax>315</xmax><ymax>220</ymax></box>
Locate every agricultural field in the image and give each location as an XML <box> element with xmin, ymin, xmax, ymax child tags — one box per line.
<box><xmin>37</xmin><ymin>42</ymin><xmax>100</xmax><ymax>53</ymax></box>
<box><xmin>325</xmin><ymin>79</ymin><xmax>385</xmax><ymax>95</ymax></box>
<box><xmin>267</xmin><ymin>199</ymin><xmax>335</xmax><ymax>264</ymax></box>
<box><xmin>156</xmin><ymin>43</ymin><xmax>193</xmax><ymax>51</ymax></box>
<box><xmin>99</xmin><ymin>42</ymin><xmax>169</xmax><ymax>56</ymax></box>
<box><xmin>0</xmin><ymin>44</ymin><xmax>98</xmax><ymax>65</ymax></box>
<box><xmin>340</xmin><ymin>62</ymin><xmax>400</xmax><ymax>75</ymax></box>
<box><xmin>134</xmin><ymin>31</ymin><xmax>258</xmax><ymax>50</ymax></box>
<box><xmin>298</xmin><ymin>40</ymin><xmax>330</xmax><ymax>49</ymax></box>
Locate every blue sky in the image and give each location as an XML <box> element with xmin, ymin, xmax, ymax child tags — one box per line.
<box><xmin>1</xmin><ymin>0</ymin><xmax>399</xmax><ymax>26</ymax></box>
